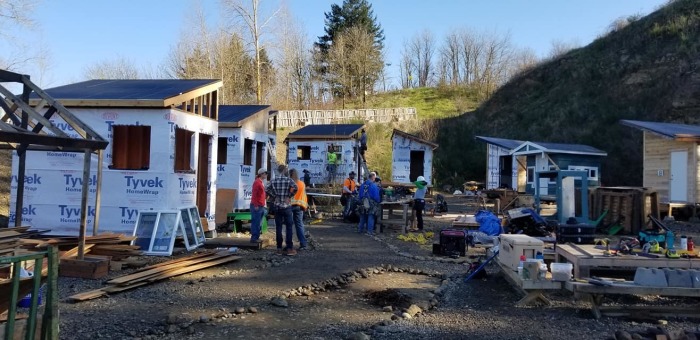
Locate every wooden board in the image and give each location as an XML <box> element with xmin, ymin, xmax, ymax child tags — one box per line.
<box><xmin>215</xmin><ymin>189</ymin><xmax>237</xmax><ymax>225</ymax></box>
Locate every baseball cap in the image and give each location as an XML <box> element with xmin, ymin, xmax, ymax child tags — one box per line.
<box><xmin>257</xmin><ymin>168</ymin><xmax>268</xmax><ymax>175</ymax></box>
<box><xmin>349</xmin><ymin>171</ymin><xmax>356</xmax><ymax>176</ymax></box>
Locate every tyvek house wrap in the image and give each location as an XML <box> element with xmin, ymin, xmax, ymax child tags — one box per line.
<box><xmin>391</xmin><ymin>134</ymin><xmax>433</xmax><ymax>184</ymax></box>
<box><xmin>287</xmin><ymin>139</ymin><xmax>358</xmax><ymax>186</ymax></box>
<box><xmin>9</xmin><ymin>108</ymin><xmax>218</xmax><ymax>235</ymax></box>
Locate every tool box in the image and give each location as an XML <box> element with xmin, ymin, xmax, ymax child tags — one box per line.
<box><xmin>499</xmin><ymin>234</ymin><xmax>543</xmax><ymax>271</ymax></box>
<box><xmin>557</xmin><ymin>223</ymin><xmax>595</xmax><ymax>244</ymax></box>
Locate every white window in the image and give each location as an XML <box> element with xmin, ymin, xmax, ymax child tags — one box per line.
<box><xmin>549</xmin><ymin>165</ymin><xmax>558</xmax><ymax>184</ymax></box>
<box><xmin>568</xmin><ymin>166</ymin><xmax>599</xmax><ymax>181</ymax></box>
<box><xmin>526</xmin><ymin>167</ymin><xmax>535</xmax><ymax>185</ymax></box>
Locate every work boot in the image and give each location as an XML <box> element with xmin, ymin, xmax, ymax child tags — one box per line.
<box><xmin>284</xmin><ymin>248</ymin><xmax>297</xmax><ymax>256</ymax></box>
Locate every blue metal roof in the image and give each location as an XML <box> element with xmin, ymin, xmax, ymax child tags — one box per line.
<box><xmin>218</xmin><ymin>105</ymin><xmax>270</xmax><ymax>123</ymax></box>
<box><xmin>475</xmin><ymin>136</ymin><xmax>524</xmax><ymax>149</ymax></box>
<box><xmin>35</xmin><ymin>79</ymin><xmax>219</xmax><ymax>100</ymax></box>
<box><xmin>621</xmin><ymin>120</ymin><xmax>700</xmax><ymax>140</ymax></box>
<box><xmin>287</xmin><ymin>124</ymin><xmax>364</xmax><ymax>138</ymax></box>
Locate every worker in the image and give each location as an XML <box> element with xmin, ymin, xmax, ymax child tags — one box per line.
<box><xmin>358</xmin><ymin>172</ymin><xmax>380</xmax><ymax>235</ymax></box>
<box><xmin>265</xmin><ymin>164</ymin><xmax>298</xmax><ymax>256</ymax></box>
<box><xmin>359</xmin><ymin>128</ymin><xmax>367</xmax><ymax>158</ymax></box>
<box><xmin>409</xmin><ymin>175</ymin><xmax>428</xmax><ymax>232</ymax></box>
<box><xmin>342</xmin><ymin>171</ymin><xmax>358</xmax><ymax>222</ymax></box>
<box><xmin>289</xmin><ymin>169</ymin><xmax>309</xmax><ymax>250</ymax></box>
<box><xmin>327</xmin><ymin>144</ymin><xmax>338</xmax><ymax>183</ymax></box>
<box><xmin>249</xmin><ymin>168</ymin><xmax>267</xmax><ymax>243</ymax></box>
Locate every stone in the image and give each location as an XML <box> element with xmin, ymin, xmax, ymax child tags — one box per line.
<box><xmin>166</xmin><ymin>313</ymin><xmax>194</xmax><ymax>325</ymax></box>
<box><xmin>199</xmin><ymin>315</ymin><xmax>210</xmax><ymax>323</ymax></box>
<box><xmin>379</xmin><ymin>320</ymin><xmax>395</xmax><ymax>326</ymax></box>
<box><xmin>166</xmin><ymin>325</ymin><xmax>179</xmax><ymax>334</ymax></box>
<box><xmin>248</xmin><ymin>307</ymin><xmax>259</xmax><ymax>314</ymax></box>
<box><xmin>382</xmin><ymin>306</ymin><xmax>393</xmax><ymax>312</ymax></box>
<box><xmin>270</xmin><ymin>296</ymin><xmax>289</xmax><ymax>308</ymax></box>
<box><xmin>390</xmin><ymin>314</ymin><xmax>400</xmax><ymax>320</ymax></box>
<box><xmin>657</xmin><ymin>319</ymin><xmax>668</xmax><ymax>325</ymax></box>
<box><xmin>405</xmin><ymin>304</ymin><xmax>422</xmax><ymax>317</ymax></box>
<box><xmin>374</xmin><ymin>325</ymin><xmax>388</xmax><ymax>333</ymax></box>
<box><xmin>630</xmin><ymin>333</ymin><xmax>644</xmax><ymax>340</ymax></box>
<box><xmin>235</xmin><ymin>307</ymin><xmax>246</xmax><ymax>314</ymax></box>
<box><xmin>401</xmin><ymin>312</ymin><xmax>412</xmax><ymax>319</ymax></box>
<box><xmin>614</xmin><ymin>330</ymin><xmax>632</xmax><ymax>340</ymax></box>
<box><xmin>346</xmin><ymin>332</ymin><xmax>370</xmax><ymax>340</ymax></box>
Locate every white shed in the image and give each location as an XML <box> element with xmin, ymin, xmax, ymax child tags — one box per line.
<box><xmin>216</xmin><ymin>105</ymin><xmax>275</xmax><ymax>222</ymax></box>
<box><xmin>285</xmin><ymin>124</ymin><xmax>364</xmax><ymax>185</ymax></box>
<box><xmin>391</xmin><ymin>129</ymin><xmax>438</xmax><ymax>184</ymax></box>
<box><xmin>10</xmin><ymin>79</ymin><xmax>222</xmax><ymax>235</ymax></box>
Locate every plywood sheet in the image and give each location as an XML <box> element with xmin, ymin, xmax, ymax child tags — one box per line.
<box><xmin>215</xmin><ymin>189</ymin><xmax>236</xmax><ymax>225</ymax></box>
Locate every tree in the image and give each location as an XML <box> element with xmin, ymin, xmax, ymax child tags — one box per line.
<box><xmin>221</xmin><ymin>0</ymin><xmax>280</xmax><ymax>104</ymax></box>
<box><xmin>406</xmin><ymin>29</ymin><xmax>436</xmax><ymax>87</ymax></box>
<box><xmin>315</xmin><ymin>0</ymin><xmax>384</xmax><ymax>101</ymax></box>
<box><xmin>0</xmin><ymin>0</ymin><xmax>36</xmax><ymax>40</ymax></box>
<box><xmin>83</xmin><ymin>57</ymin><xmax>140</xmax><ymax>79</ymax></box>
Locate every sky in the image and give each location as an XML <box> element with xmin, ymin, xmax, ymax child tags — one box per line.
<box><xmin>2</xmin><ymin>0</ymin><xmax>668</xmax><ymax>89</ymax></box>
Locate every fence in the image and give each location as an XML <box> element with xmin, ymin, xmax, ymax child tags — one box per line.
<box><xmin>0</xmin><ymin>246</ymin><xmax>59</xmax><ymax>340</ymax></box>
<box><xmin>274</xmin><ymin>107</ymin><xmax>417</xmax><ymax>128</ymax></box>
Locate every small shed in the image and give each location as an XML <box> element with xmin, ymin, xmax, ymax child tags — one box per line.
<box><xmin>285</xmin><ymin>124</ymin><xmax>364</xmax><ymax>185</ymax></box>
<box><xmin>476</xmin><ymin>136</ymin><xmax>607</xmax><ymax>195</ymax></box>
<box><xmin>390</xmin><ymin>129</ymin><xmax>438</xmax><ymax>183</ymax></box>
<box><xmin>621</xmin><ymin>120</ymin><xmax>700</xmax><ymax>205</ymax></box>
<box><xmin>12</xmin><ymin>79</ymin><xmax>223</xmax><ymax>235</ymax></box>
<box><xmin>216</xmin><ymin>105</ymin><xmax>275</xmax><ymax>221</ymax></box>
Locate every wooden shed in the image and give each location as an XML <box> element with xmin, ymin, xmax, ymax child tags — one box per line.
<box><xmin>621</xmin><ymin>120</ymin><xmax>700</xmax><ymax>206</ymax></box>
<box><xmin>390</xmin><ymin>129</ymin><xmax>438</xmax><ymax>184</ymax></box>
<box><xmin>476</xmin><ymin>136</ymin><xmax>607</xmax><ymax>195</ymax></box>
<box><xmin>285</xmin><ymin>124</ymin><xmax>364</xmax><ymax>185</ymax></box>
<box><xmin>12</xmin><ymin>79</ymin><xmax>223</xmax><ymax>235</ymax></box>
<box><xmin>216</xmin><ymin>105</ymin><xmax>275</xmax><ymax>221</ymax></box>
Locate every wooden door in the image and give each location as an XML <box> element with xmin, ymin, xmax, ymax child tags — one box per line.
<box><xmin>197</xmin><ymin>134</ymin><xmax>211</xmax><ymax>216</ymax></box>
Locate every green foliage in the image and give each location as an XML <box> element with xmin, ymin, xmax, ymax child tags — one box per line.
<box><xmin>345</xmin><ymin>87</ymin><xmax>478</xmax><ymax>118</ymax></box>
<box><xmin>316</xmin><ymin>0</ymin><xmax>384</xmax><ymax>52</ymax></box>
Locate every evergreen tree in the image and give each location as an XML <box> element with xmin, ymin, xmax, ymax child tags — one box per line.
<box><xmin>316</xmin><ymin>0</ymin><xmax>384</xmax><ymax>54</ymax></box>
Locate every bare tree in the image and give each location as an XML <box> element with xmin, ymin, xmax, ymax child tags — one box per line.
<box><xmin>511</xmin><ymin>47</ymin><xmax>539</xmax><ymax>75</ymax></box>
<box><xmin>271</xmin><ymin>4</ymin><xmax>314</xmax><ymax>109</ymax></box>
<box><xmin>221</xmin><ymin>0</ymin><xmax>280</xmax><ymax>104</ymax></box>
<box><xmin>83</xmin><ymin>57</ymin><xmax>140</xmax><ymax>79</ymax></box>
<box><xmin>439</xmin><ymin>29</ymin><xmax>461</xmax><ymax>87</ymax></box>
<box><xmin>409</xmin><ymin>29</ymin><xmax>436</xmax><ymax>87</ymax></box>
<box><xmin>399</xmin><ymin>42</ymin><xmax>414</xmax><ymax>89</ymax></box>
<box><xmin>548</xmin><ymin>39</ymin><xmax>580</xmax><ymax>59</ymax></box>
<box><xmin>0</xmin><ymin>0</ymin><xmax>36</xmax><ymax>39</ymax></box>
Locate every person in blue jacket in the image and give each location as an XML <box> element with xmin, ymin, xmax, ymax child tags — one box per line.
<box><xmin>357</xmin><ymin>172</ymin><xmax>380</xmax><ymax>235</ymax></box>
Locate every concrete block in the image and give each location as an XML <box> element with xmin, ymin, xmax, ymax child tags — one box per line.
<box><xmin>664</xmin><ymin>269</ymin><xmax>693</xmax><ymax>288</ymax></box>
<box><xmin>634</xmin><ymin>268</ymin><xmax>668</xmax><ymax>287</ymax></box>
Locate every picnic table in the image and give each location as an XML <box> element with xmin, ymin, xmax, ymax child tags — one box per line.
<box><xmin>378</xmin><ymin>198</ymin><xmax>413</xmax><ymax>231</ymax></box>
<box><xmin>555</xmin><ymin>244</ymin><xmax>700</xmax><ymax>278</ymax></box>
<box><xmin>495</xmin><ymin>257</ymin><xmax>562</xmax><ymax>306</ymax></box>
<box><xmin>565</xmin><ymin>280</ymin><xmax>700</xmax><ymax>319</ymax></box>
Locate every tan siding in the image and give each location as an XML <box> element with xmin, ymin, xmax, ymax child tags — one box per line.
<box><xmin>643</xmin><ymin>132</ymin><xmax>698</xmax><ymax>203</ymax></box>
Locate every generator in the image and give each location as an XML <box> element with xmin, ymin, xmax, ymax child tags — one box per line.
<box><xmin>556</xmin><ymin>223</ymin><xmax>595</xmax><ymax>244</ymax></box>
<box><xmin>432</xmin><ymin>229</ymin><xmax>467</xmax><ymax>257</ymax></box>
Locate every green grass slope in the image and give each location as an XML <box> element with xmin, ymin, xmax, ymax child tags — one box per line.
<box><xmin>346</xmin><ymin>87</ymin><xmax>478</xmax><ymax>118</ymax></box>
<box><xmin>435</xmin><ymin>0</ymin><xmax>700</xmax><ymax>187</ymax></box>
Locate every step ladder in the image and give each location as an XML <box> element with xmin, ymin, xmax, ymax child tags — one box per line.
<box><xmin>267</xmin><ymin>137</ymin><xmax>279</xmax><ymax>178</ymax></box>
<box><xmin>356</xmin><ymin>144</ymin><xmax>370</xmax><ymax>179</ymax></box>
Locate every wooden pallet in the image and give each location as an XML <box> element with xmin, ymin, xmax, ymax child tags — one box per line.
<box><xmin>67</xmin><ymin>251</ymin><xmax>240</xmax><ymax>302</ymax></box>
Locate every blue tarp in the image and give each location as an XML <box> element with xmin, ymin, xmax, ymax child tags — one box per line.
<box><xmin>475</xmin><ymin>210</ymin><xmax>502</xmax><ymax>236</ymax></box>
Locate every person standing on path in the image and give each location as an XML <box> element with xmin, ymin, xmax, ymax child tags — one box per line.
<box><xmin>410</xmin><ymin>175</ymin><xmax>429</xmax><ymax>232</ymax></box>
<box><xmin>289</xmin><ymin>168</ymin><xmax>309</xmax><ymax>250</ymax></box>
<box><xmin>342</xmin><ymin>171</ymin><xmax>358</xmax><ymax>222</ymax></box>
<box><xmin>266</xmin><ymin>164</ymin><xmax>298</xmax><ymax>256</ymax></box>
<box><xmin>357</xmin><ymin>172</ymin><xmax>380</xmax><ymax>235</ymax></box>
<box><xmin>249</xmin><ymin>168</ymin><xmax>268</xmax><ymax>243</ymax></box>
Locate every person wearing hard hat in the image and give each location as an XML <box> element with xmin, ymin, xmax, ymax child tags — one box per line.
<box><xmin>410</xmin><ymin>175</ymin><xmax>429</xmax><ymax>232</ymax></box>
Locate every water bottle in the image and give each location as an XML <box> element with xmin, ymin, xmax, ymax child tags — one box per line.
<box><xmin>688</xmin><ymin>237</ymin><xmax>694</xmax><ymax>252</ymax></box>
<box><xmin>680</xmin><ymin>236</ymin><xmax>688</xmax><ymax>251</ymax></box>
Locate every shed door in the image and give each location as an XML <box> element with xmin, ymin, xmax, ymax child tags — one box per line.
<box><xmin>409</xmin><ymin>150</ymin><xmax>424</xmax><ymax>182</ymax></box>
<box><xmin>670</xmin><ymin>150</ymin><xmax>688</xmax><ymax>202</ymax></box>
<box><xmin>197</xmin><ymin>134</ymin><xmax>211</xmax><ymax>216</ymax></box>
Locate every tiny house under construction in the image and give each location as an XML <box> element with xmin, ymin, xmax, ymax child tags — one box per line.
<box><xmin>391</xmin><ymin>129</ymin><xmax>438</xmax><ymax>183</ymax></box>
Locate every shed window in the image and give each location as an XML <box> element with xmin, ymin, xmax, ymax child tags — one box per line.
<box><xmin>217</xmin><ymin>137</ymin><xmax>227</xmax><ymax>165</ymax></box>
<box><xmin>297</xmin><ymin>146</ymin><xmax>311</xmax><ymax>160</ymax></box>
<box><xmin>110</xmin><ymin>125</ymin><xmax>151</xmax><ymax>170</ymax></box>
<box><xmin>568</xmin><ymin>166</ymin><xmax>599</xmax><ymax>181</ymax></box>
<box><xmin>243</xmin><ymin>139</ymin><xmax>253</xmax><ymax>166</ymax></box>
<box><xmin>526</xmin><ymin>167</ymin><xmax>535</xmax><ymax>184</ymax></box>
<box><xmin>175</xmin><ymin>128</ymin><xmax>195</xmax><ymax>171</ymax></box>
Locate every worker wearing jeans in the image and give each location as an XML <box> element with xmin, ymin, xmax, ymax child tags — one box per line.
<box><xmin>249</xmin><ymin>168</ymin><xmax>268</xmax><ymax>243</ymax></box>
<box><xmin>266</xmin><ymin>165</ymin><xmax>298</xmax><ymax>256</ymax></box>
<box><xmin>290</xmin><ymin>169</ymin><xmax>309</xmax><ymax>250</ymax></box>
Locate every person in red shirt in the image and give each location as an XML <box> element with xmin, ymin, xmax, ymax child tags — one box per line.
<box><xmin>250</xmin><ymin>168</ymin><xmax>267</xmax><ymax>243</ymax></box>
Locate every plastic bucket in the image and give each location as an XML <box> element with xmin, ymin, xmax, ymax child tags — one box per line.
<box><xmin>550</xmin><ymin>263</ymin><xmax>573</xmax><ymax>281</ymax></box>
<box><xmin>17</xmin><ymin>288</ymin><xmax>43</xmax><ymax>308</ymax></box>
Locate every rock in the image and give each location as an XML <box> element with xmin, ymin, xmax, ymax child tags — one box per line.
<box><xmin>630</xmin><ymin>333</ymin><xmax>644</xmax><ymax>340</ymax></box>
<box><xmin>235</xmin><ymin>307</ymin><xmax>246</xmax><ymax>314</ymax></box>
<box><xmin>374</xmin><ymin>325</ymin><xmax>388</xmax><ymax>333</ymax></box>
<box><xmin>401</xmin><ymin>312</ymin><xmax>412</xmax><ymax>319</ymax></box>
<box><xmin>391</xmin><ymin>314</ymin><xmax>400</xmax><ymax>320</ymax></box>
<box><xmin>382</xmin><ymin>306</ymin><xmax>393</xmax><ymax>312</ymax></box>
<box><xmin>360</xmin><ymin>270</ymin><xmax>369</xmax><ymax>278</ymax></box>
<box><xmin>270</xmin><ymin>296</ymin><xmax>289</xmax><ymax>308</ymax></box>
<box><xmin>379</xmin><ymin>320</ymin><xmax>395</xmax><ymax>326</ymax></box>
<box><xmin>346</xmin><ymin>331</ymin><xmax>370</xmax><ymax>340</ymax></box>
<box><xmin>416</xmin><ymin>301</ymin><xmax>430</xmax><ymax>311</ymax></box>
<box><xmin>199</xmin><ymin>315</ymin><xmax>210</xmax><ymax>323</ymax></box>
<box><xmin>405</xmin><ymin>304</ymin><xmax>422</xmax><ymax>317</ymax></box>
<box><xmin>166</xmin><ymin>313</ymin><xmax>194</xmax><ymax>325</ymax></box>
<box><xmin>657</xmin><ymin>319</ymin><xmax>668</xmax><ymax>325</ymax></box>
<box><xmin>248</xmin><ymin>306</ymin><xmax>258</xmax><ymax>314</ymax></box>
<box><xmin>187</xmin><ymin>326</ymin><xmax>196</xmax><ymax>335</ymax></box>
<box><xmin>614</xmin><ymin>330</ymin><xmax>632</xmax><ymax>340</ymax></box>
<box><xmin>166</xmin><ymin>325</ymin><xmax>179</xmax><ymax>334</ymax></box>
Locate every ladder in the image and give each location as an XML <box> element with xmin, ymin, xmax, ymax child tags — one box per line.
<box><xmin>267</xmin><ymin>137</ymin><xmax>278</xmax><ymax>178</ymax></box>
<box><xmin>356</xmin><ymin>144</ymin><xmax>370</xmax><ymax>179</ymax></box>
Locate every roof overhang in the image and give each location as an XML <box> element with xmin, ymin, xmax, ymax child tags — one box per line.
<box><xmin>620</xmin><ymin>119</ymin><xmax>700</xmax><ymax>142</ymax></box>
<box><xmin>510</xmin><ymin>141</ymin><xmax>607</xmax><ymax>157</ymax></box>
<box><xmin>391</xmin><ymin>129</ymin><xmax>438</xmax><ymax>150</ymax></box>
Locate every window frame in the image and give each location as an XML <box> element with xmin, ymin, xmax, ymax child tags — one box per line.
<box><xmin>243</xmin><ymin>138</ymin><xmax>253</xmax><ymax>166</ymax></box>
<box><xmin>174</xmin><ymin>127</ymin><xmax>195</xmax><ymax>172</ymax></box>
<box><xmin>297</xmin><ymin>145</ymin><xmax>311</xmax><ymax>160</ymax></box>
<box><xmin>217</xmin><ymin>137</ymin><xmax>227</xmax><ymax>165</ymax></box>
<box><xmin>110</xmin><ymin>124</ymin><xmax>151</xmax><ymax>171</ymax></box>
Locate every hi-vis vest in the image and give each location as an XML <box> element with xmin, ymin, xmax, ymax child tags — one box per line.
<box><xmin>291</xmin><ymin>180</ymin><xmax>308</xmax><ymax>210</ymax></box>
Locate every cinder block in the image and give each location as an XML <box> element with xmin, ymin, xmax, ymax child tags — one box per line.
<box><xmin>634</xmin><ymin>268</ymin><xmax>668</xmax><ymax>287</ymax></box>
<box><xmin>664</xmin><ymin>269</ymin><xmax>693</xmax><ymax>288</ymax></box>
<box><xmin>690</xmin><ymin>270</ymin><xmax>700</xmax><ymax>288</ymax></box>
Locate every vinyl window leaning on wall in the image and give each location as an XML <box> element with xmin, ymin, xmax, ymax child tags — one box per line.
<box><xmin>111</xmin><ymin>125</ymin><xmax>151</xmax><ymax>170</ymax></box>
<box><xmin>175</xmin><ymin>128</ymin><xmax>195</xmax><ymax>172</ymax></box>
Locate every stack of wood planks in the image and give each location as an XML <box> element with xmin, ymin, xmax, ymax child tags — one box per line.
<box><xmin>20</xmin><ymin>233</ymin><xmax>142</xmax><ymax>260</ymax></box>
<box><xmin>0</xmin><ymin>227</ymin><xmax>49</xmax><ymax>256</ymax></box>
<box><xmin>68</xmin><ymin>251</ymin><xmax>240</xmax><ymax>302</ymax></box>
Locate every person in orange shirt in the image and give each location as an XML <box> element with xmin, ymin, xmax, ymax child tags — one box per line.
<box><xmin>289</xmin><ymin>169</ymin><xmax>309</xmax><ymax>250</ymax></box>
<box><xmin>342</xmin><ymin>171</ymin><xmax>358</xmax><ymax>222</ymax></box>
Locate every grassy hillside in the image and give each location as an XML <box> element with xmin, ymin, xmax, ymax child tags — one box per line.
<box><xmin>434</xmin><ymin>0</ymin><xmax>700</xmax><ymax>187</ymax></box>
<box><xmin>345</xmin><ymin>87</ymin><xmax>479</xmax><ymax>118</ymax></box>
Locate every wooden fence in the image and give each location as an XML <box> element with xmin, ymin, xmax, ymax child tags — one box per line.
<box><xmin>273</xmin><ymin>107</ymin><xmax>417</xmax><ymax>128</ymax></box>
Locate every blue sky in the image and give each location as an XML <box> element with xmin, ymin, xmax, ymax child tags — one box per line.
<box><xmin>5</xmin><ymin>0</ymin><xmax>667</xmax><ymax>89</ymax></box>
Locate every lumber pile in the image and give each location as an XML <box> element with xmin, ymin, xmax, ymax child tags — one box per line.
<box><xmin>67</xmin><ymin>251</ymin><xmax>240</xmax><ymax>302</ymax></box>
<box><xmin>19</xmin><ymin>233</ymin><xmax>142</xmax><ymax>260</ymax></box>
<box><xmin>0</xmin><ymin>227</ymin><xmax>46</xmax><ymax>256</ymax></box>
